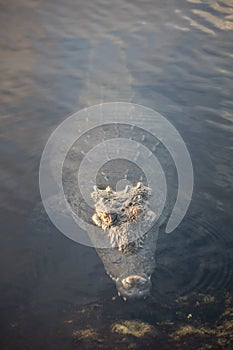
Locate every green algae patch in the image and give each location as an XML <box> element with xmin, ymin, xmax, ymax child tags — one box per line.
<box><xmin>111</xmin><ymin>320</ymin><xmax>157</xmax><ymax>338</ymax></box>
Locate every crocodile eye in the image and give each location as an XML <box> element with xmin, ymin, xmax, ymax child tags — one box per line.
<box><xmin>121</xmin><ymin>208</ymin><xmax>125</xmax><ymax>212</ymax></box>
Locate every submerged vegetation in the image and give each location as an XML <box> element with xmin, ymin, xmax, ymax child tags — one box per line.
<box><xmin>70</xmin><ymin>291</ymin><xmax>233</xmax><ymax>349</ymax></box>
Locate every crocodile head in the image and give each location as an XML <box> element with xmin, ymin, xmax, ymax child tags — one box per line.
<box><xmin>91</xmin><ymin>183</ymin><xmax>155</xmax><ymax>252</ymax></box>
<box><xmin>91</xmin><ymin>183</ymin><xmax>156</xmax><ymax>300</ymax></box>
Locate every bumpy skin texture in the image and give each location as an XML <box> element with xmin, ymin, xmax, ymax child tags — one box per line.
<box><xmin>65</xmin><ymin>177</ymin><xmax>171</xmax><ymax>300</ymax></box>
<box><xmin>91</xmin><ymin>183</ymin><xmax>156</xmax><ymax>254</ymax></box>
<box><xmin>90</xmin><ymin>182</ymin><xmax>164</xmax><ymax>300</ymax></box>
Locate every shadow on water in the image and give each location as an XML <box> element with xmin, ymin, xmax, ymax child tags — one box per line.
<box><xmin>0</xmin><ymin>0</ymin><xmax>233</xmax><ymax>349</ymax></box>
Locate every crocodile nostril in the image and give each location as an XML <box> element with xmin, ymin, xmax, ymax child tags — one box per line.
<box><xmin>122</xmin><ymin>275</ymin><xmax>147</xmax><ymax>288</ymax></box>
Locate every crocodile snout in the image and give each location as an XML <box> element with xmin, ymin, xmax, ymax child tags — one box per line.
<box><xmin>116</xmin><ymin>274</ymin><xmax>151</xmax><ymax>300</ymax></box>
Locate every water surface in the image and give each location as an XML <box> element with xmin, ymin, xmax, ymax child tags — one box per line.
<box><xmin>0</xmin><ymin>0</ymin><xmax>233</xmax><ymax>349</ymax></box>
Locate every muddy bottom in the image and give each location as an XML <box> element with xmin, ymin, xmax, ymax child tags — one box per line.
<box><xmin>1</xmin><ymin>290</ymin><xmax>232</xmax><ymax>350</ymax></box>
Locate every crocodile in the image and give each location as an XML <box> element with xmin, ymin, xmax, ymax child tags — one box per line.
<box><xmin>91</xmin><ymin>182</ymin><xmax>160</xmax><ymax>300</ymax></box>
<box><xmin>61</xmin><ymin>126</ymin><xmax>175</xmax><ymax>300</ymax></box>
<box><xmin>39</xmin><ymin>41</ymin><xmax>178</xmax><ymax>300</ymax></box>
<box><xmin>91</xmin><ymin>182</ymin><xmax>156</xmax><ymax>254</ymax></box>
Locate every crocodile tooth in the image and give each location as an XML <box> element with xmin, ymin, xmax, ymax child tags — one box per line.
<box><xmin>118</xmin><ymin>291</ymin><xmax>121</xmax><ymax>296</ymax></box>
<box><xmin>123</xmin><ymin>297</ymin><xmax>127</xmax><ymax>301</ymax></box>
<box><xmin>124</xmin><ymin>185</ymin><xmax>130</xmax><ymax>193</ymax></box>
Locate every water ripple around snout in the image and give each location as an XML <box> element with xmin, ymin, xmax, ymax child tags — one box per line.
<box><xmin>155</xmin><ymin>211</ymin><xmax>233</xmax><ymax>298</ymax></box>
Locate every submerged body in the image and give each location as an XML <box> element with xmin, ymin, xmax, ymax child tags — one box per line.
<box><xmin>61</xmin><ymin>123</ymin><xmax>175</xmax><ymax>301</ymax></box>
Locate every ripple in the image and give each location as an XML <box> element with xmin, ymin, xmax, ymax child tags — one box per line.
<box><xmin>155</xmin><ymin>212</ymin><xmax>233</xmax><ymax>297</ymax></box>
<box><xmin>177</xmin><ymin>0</ymin><xmax>233</xmax><ymax>35</ymax></box>
<box><xmin>192</xmin><ymin>9</ymin><xmax>233</xmax><ymax>31</ymax></box>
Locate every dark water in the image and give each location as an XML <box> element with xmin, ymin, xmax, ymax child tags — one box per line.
<box><xmin>0</xmin><ymin>0</ymin><xmax>233</xmax><ymax>349</ymax></box>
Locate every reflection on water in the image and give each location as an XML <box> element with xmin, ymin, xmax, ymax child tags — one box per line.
<box><xmin>0</xmin><ymin>0</ymin><xmax>233</xmax><ymax>348</ymax></box>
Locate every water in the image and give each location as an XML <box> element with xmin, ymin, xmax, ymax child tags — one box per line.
<box><xmin>0</xmin><ymin>0</ymin><xmax>233</xmax><ymax>348</ymax></box>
